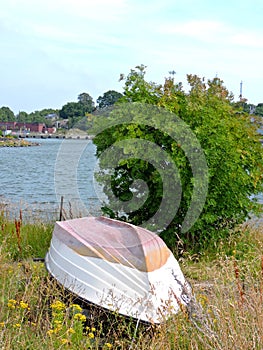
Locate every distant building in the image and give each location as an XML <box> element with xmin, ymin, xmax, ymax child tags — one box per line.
<box><xmin>0</xmin><ymin>121</ymin><xmax>56</xmax><ymax>134</ymax></box>
<box><xmin>0</xmin><ymin>121</ymin><xmax>16</xmax><ymax>130</ymax></box>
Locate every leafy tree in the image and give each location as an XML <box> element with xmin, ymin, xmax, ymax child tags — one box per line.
<box><xmin>0</xmin><ymin>106</ymin><xmax>15</xmax><ymax>121</ymax></box>
<box><xmin>60</xmin><ymin>102</ymin><xmax>81</xmax><ymax>119</ymax></box>
<box><xmin>96</xmin><ymin>90</ymin><xmax>123</xmax><ymax>109</ymax></box>
<box><xmin>119</xmin><ymin>64</ymin><xmax>162</xmax><ymax>104</ymax></box>
<box><xmin>255</xmin><ymin>103</ymin><xmax>263</xmax><ymax>118</ymax></box>
<box><xmin>16</xmin><ymin>111</ymin><xmax>29</xmax><ymax>122</ymax></box>
<box><xmin>27</xmin><ymin>111</ymin><xmax>45</xmax><ymax>123</ymax></box>
<box><xmin>16</xmin><ymin>109</ymin><xmax>58</xmax><ymax>125</ymax></box>
<box><xmin>60</xmin><ymin>94</ymin><xmax>95</xmax><ymax>129</ymax></box>
<box><xmin>38</xmin><ymin>108</ymin><xmax>59</xmax><ymax>118</ymax></box>
<box><xmin>92</xmin><ymin>65</ymin><xmax>263</xmax><ymax>252</ymax></box>
<box><xmin>78</xmin><ymin>92</ymin><xmax>95</xmax><ymax>113</ymax></box>
<box><xmin>234</xmin><ymin>101</ymin><xmax>257</xmax><ymax>115</ymax></box>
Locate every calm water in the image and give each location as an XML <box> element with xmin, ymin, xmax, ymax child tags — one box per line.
<box><xmin>0</xmin><ymin>138</ymin><xmax>262</xmax><ymax>222</ymax></box>
<box><xmin>0</xmin><ymin>138</ymin><xmax>103</xmax><ymax>221</ymax></box>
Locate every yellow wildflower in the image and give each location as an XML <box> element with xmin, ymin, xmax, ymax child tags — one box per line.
<box><xmin>67</xmin><ymin>327</ymin><xmax>75</xmax><ymax>334</ymax></box>
<box><xmin>88</xmin><ymin>332</ymin><xmax>94</xmax><ymax>339</ymax></box>
<box><xmin>50</xmin><ymin>300</ymin><xmax>66</xmax><ymax>312</ymax></box>
<box><xmin>54</xmin><ymin>320</ymin><xmax>62</xmax><ymax>325</ymax></box>
<box><xmin>7</xmin><ymin>299</ymin><xmax>17</xmax><ymax>309</ymax></box>
<box><xmin>54</xmin><ymin>325</ymin><xmax>62</xmax><ymax>333</ymax></box>
<box><xmin>13</xmin><ymin>323</ymin><xmax>21</xmax><ymax>328</ymax></box>
<box><xmin>60</xmin><ymin>338</ymin><xmax>69</xmax><ymax>345</ymax></box>
<box><xmin>0</xmin><ymin>322</ymin><xmax>5</xmax><ymax>327</ymax></box>
<box><xmin>47</xmin><ymin>329</ymin><xmax>54</xmax><ymax>336</ymax></box>
<box><xmin>105</xmin><ymin>343</ymin><xmax>113</xmax><ymax>349</ymax></box>
<box><xmin>91</xmin><ymin>327</ymin><xmax>96</xmax><ymax>332</ymax></box>
<box><xmin>8</xmin><ymin>299</ymin><xmax>17</xmax><ymax>304</ymax></box>
<box><xmin>70</xmin><ymin>303</ymin><xmax>82</xmax><ymax>312</ymax></box>
<box><xmin>74</xmin><ymin>313</ymin><xmax>86</xmax><ymax>322</ymax></box>
<box><xmin>8</xmin><ymin>304</ymin><xmax>16</xmax><ymax>309</ymax></box>
<box><xmin>19</xmin><ymin>301</ymin><xmax>30</xmax><ymax>310</ymax></box>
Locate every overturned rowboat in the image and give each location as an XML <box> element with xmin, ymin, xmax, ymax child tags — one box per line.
<box><xmin>45</xmin><ymin>216</ymin><xmax>192</xmax><ymax>324</ymax></box>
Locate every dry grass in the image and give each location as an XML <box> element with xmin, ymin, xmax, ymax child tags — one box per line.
<box><xmin>0</xmin><ymin>213</ymin><xmax>263</xmax><ymax>349</ymax></box>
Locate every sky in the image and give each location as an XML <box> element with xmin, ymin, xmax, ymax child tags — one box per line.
<box><xmin>0</xmin><ymin>0</ymin><xmax>262</xmax><ymax>114</ymax></box>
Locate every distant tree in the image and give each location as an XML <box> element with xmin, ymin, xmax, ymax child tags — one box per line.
<box><xmin>28</xmin><ymin>111</ymin><xmax>46</xmax><ymax>123</ymax></box>
<box><xmin>234</xmin><ymin>101</ymin><xmax>259</xmax><ymax>115</ymax></box>
<box><xmin>255</xmin><ymin>103</ymin><xmax>263</xmax><ymax>117</ymax></box>
<box><xmin>78</xmin><ymin>92</ymin><xmax>95</xmax><ymax>113</ymax></box>
<box><xmin>96</xmin><ymin>90</ymin><xmax>123</xmax><ymax>109</ymax></box>
<box><xmin>16</xmin><ymin>111</ymin><xmax>29</xmax><ymax>122</ymax></box>
<box><xmin>37</xmin><ymin>109</ymin><xmax>59</xmax><ymax>126</ymax></box>
<box><xmin>0</xmin><ymin>106</ymin><xmax>15</xmax><ymax>121</ymax></box>
<box><xmin>60</xmin><ymin>102</ymin><xmax>89</xmax><ymax>128</ymax></box>
<box><xmin>16</xmin><ymin>108</ymin><xmax>59</xmax><ymax>125</ymax></box>
<box><xmin>60</xmin><ymin>94</ymin><xmax>95</xmax><ymax>129</ymax></box>
<box><xmin>59</xmin><ymin>102</ymin><xmax>85</xmax><ymax>119</ymax></box>
<box><xmin>37</xmin><ymin>108</ymin><xmax>59</xmax><ymax>118</ymax></box>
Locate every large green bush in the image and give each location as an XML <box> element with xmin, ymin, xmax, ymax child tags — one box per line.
<box><xmin>92</xmin><ymin>65</ymin><xmax>263</xmax><ymax>252</ymax></box>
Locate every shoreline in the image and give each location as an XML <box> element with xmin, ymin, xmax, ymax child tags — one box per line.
<box><xmin>0</xmin><ymin>137</ymin><xmax>40</xmax><ymax>147</ymax></box>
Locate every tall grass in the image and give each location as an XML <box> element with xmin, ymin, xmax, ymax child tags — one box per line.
<box><xmin>0</xmin><ymin>210</ymin><xmax>53</xmax><ymax>261</ymax></box>
<box><xmin>0</xmin><ymin>211</ymin><xmax>262</xmax><ymax>349</ymax></box>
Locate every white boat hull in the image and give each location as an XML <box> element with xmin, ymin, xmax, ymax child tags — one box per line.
<box><xmin>45</xmin><ymin>217</ymin><xmax>192</xmax><ymax>324</ymax></box>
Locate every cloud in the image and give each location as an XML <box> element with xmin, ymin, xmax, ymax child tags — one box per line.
<box><xmin>2</xmin><ymin>0</ymin><xmax>129</xmax><ymax>27</ymax></box>
<box><xmin>0</xmin><ymin>0</ymin><xmax>130</xmax><ymax>73</ymax></box>
<box><xmin>230</xmin><ymin>33</ymin><xmax>263</xmax><ymax>48</ymax></box>
<box><xmin>0</xmin><ymin>0</ymin><xmax>129</xmax><ymax>48</ymax></box>
<box><xmin>158</xmin><ymin>19</ymin><xmax>263</xmax><ymax>50</ymax></box>
<box><xmin>159</xmin><ymin>20</ymin><xmax>227</xmax><ymax>42</ymax></box>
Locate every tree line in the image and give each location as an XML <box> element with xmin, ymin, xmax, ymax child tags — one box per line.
<box><xmin>0</xmin><ymin>90</ymin><xmax>123</xmax><ymax>128</ymax></box>
<box><xmin>0</xmin><ymin>85</ymin><xmax>262</xmax><ymax>129</ymax></box>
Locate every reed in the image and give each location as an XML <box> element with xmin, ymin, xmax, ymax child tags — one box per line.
<box><xmin>0</xmin><ymin>210</ymin><xmax>53</xmax><ymax>261</ymax></box>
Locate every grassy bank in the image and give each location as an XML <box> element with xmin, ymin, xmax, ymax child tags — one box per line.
<box><xmin>0</xmin><ymin>211</ymin><xmax>262</xmax><ymax>349</ymax></box>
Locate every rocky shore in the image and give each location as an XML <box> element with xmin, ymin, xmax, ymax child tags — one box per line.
<box><xmin>0</xmin><ymin>137</ymin><xmax>40</xmax><ymax>147</ymax></box>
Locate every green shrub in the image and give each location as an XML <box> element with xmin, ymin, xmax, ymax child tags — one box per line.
<box><xmin>92</xmin><ymin>65</ymin><xmax>263</xmax><ymax>252</ymax></box>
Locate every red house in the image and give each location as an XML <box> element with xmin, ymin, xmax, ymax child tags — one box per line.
<box><xmin>0</xmin><ymin>121</ymin><xmax>52</xmax><ymax>133</ymax></box>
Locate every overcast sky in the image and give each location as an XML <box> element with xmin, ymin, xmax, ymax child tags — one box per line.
<box><xmin>0</xmin><ymin>0</ymin><xmax>262</xmax><ymax>114</ymax></box>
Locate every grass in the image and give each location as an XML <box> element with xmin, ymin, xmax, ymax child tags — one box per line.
<box><xmin>0</xmin><ymin>210</ymin><xmax>263</xmax><ymax>349</ymax></box>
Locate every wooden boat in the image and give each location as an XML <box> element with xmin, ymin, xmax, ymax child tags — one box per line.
<box><xmin>45</xmin><ymin>216</ymin><xmax>192</xmax><ymax>324</ymax></box>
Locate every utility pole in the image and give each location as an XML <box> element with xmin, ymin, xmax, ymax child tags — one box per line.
<box><xmin>239</xmin><ymin>80</ymin><xmax>243</xmax><ymax>100</ymax></box>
